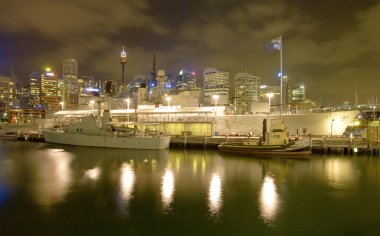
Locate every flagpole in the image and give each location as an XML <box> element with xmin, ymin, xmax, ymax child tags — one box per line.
<box><xmin>279</xmin><ymin>35</ymin><xmax>283</xmax><ymax>114</ymax></box>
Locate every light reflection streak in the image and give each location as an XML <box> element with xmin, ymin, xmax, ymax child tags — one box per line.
<box><xmin>208</xmin><ymin>173</ymin><xmax>222</xmax><ymax>219</ymax></box>
<box><xmin>259</xmin><ymin>176</ymin><xmax>280</xmax><ymax>224</ymax></box>
<box><xmin>161</xmin><ymin>169</ymin><xmax>175</xmax><ymax>211</ymax></box>
<box><xmin>84</xmin><ymin>167</ymin><xmax>100</xmax><ymax>180</ymax></box>
<box><xmin>325</xmin><ymin>159</ymin><xmax>356</xmax><ymax>192</ymax></box>
<box><xmin>32</xmin><ymin>149</ymin><xmax>73</xmax><ymax>210</ymax></box>
<box><xmin>120</xmin><ymin>163</ymin><xmax>135</xmax><ymax>203</ymax></box>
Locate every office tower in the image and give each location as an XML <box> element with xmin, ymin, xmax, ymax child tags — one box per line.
<box><xmin>203</xmin><ymin>68</ymin><xmax>229</xmax><ymax>105</ymax></box>
<box><xmin>291</xmin><ymin>83</ymin><xmax>306</xmax><ymax>103</ymax></box>
<box><xmin>177</xmin><ymin>69</ymin><xmax>198</xmax><ymax>91</ymax></box>
<box><xmin>78</xmin><ymin>75</ymin><xmax>99</xmax><ymax>96</ymax></box>
<box><xmin>234</xmin><ymin>73</ymin><xmax>261</xmax><ymax>114</ymax></box>
<box><xmin>0</xmin><ymin>76</ymin><xmax>14</xmax><ymax>108</ymax></box>
<box><xmin>41</xmin><ymin>68</ymin><xmax>58</xmax><ymax>110</ymax></box>
<box><xmin>63</xmin><ymin>58</ymin><xmax>79</xmax><ymax>109</ymax></box>
<box><xmin>259</xmin><ymin>85</ymin><xmax>281</xmax><ymax>106</ymax></box>
<box><xmin>29</xmin><ymin>71</ymin><xmax>41</xmax><ymax>108</ymax></box>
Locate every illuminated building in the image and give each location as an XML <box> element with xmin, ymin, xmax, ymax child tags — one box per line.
<box><xmin>41</xmin><ymin>69</ymin><xmax>58</xmax><ymax>110</ymax></box>
<box><xmin>291</xmin><ymin>83</ymin><xmax>306</xmax><ymax>103</ymax></box>
<box><xmin>0</xmin><ymin>76</ymin><xmax>14</xmax><ymax>108</ymax></box>
<box><xmin>177</xmin><ymin>69</ymin><xmax>198</xmax><ymax>91</ymax></box>
<box><xmin>234</xmin><ymin>73</ymin><xmax>261</xmax><ymax>114</ymax></box>
<box><xmin>259</xmin><ymin>85</ymin><xmax>281</xmax><ymax>107</ymax></box>
<box><xmin>29</xmin><ymin>71</ymin><xmax>41</xmax><ymax>108</ymax></box>
<box><xmin>203</xmin><ymin>68</ymin><xmax>229</xmax><ymax>105</ymax></box>
<box><xmin>78</xmin><ymin>75</ymin><xmax>99</xmax><ymax>96</ymax></box>
<box><xmin>102</xmin><ymin>80</ymin><xmax>118</xmax><ymax>96</ymax></box>
<box><xmin>63</xmin><ymin>58</ymin><xmax>79</xmax><ymax>110</ymax></box>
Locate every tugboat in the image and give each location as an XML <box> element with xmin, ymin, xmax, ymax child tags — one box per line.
<box><xmin>218</xmin><ymin>118</ymin><xmax>311</xmax><ymax>157</ymax></box>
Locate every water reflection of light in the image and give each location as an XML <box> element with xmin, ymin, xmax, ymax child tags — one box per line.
<box><xmin>161</xmin><ymin>169</ymin><xmax>175</xmax><ymax>210</ymax></box>
<box><xmin>84</xmin><ymin>167</ymin><xmax>100</xmax><ymax>180</ymax></box>
<box><xmin>33</xmin><ymin>149</ymin><xmax>73</xmax><ymax>209</ymax></box>
<box><xmin>193</xmin><ymin>159</ymin><xmax>197</xmax><ymax>174</ymax></box>
<box><xmin>208</xmin><ymin>173</ymin><xmax>222</xmax><ymax>219</ymax></box>
<box><xmin>259</xmin><ymin>176</ymin><xmax>280</xmax><ymax>224</ymax></box>
<box><xmin>120</xmin><ymin>163</ymin><xmax>135</xmax><ymax>203</ymax></box>
<box><xmin>325</xmin><ymin>159</ymin><xmax>356</xmax><ymax>191</ymax></box>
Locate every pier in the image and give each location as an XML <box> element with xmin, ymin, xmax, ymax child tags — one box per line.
<box><xmin>170</xmin><ymin>135</ymin><xmax>380</xmax><ymax>155</ymax></box>
<box><xmin>3</xmin><ymin>131</ymin><xmax>380</xmax><ymax>155</ymax></box>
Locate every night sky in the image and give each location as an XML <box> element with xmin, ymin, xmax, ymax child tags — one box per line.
<box><xmin>0</xmin><ymin>0</ymin><xmax>379</xmax><ymax>105</ymax></box>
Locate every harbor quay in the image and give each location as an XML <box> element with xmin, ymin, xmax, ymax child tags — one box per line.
<box><xmin>2</xmin><ymin>107</ymin><xmax>379</xmax><ymax>155</ymax></box>
<box><xmin>6</xmin><ymin>129</ymin><xmax>380</xmax><ymax>156</ymax></box>
<box><xmin>170</xmin><ymin>135</ymin><xmax>380</xmax><ymax>155</ymax></box>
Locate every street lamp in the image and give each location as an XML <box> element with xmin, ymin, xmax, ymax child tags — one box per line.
<box><xmin>330</xmin><ymin>119</ymin><xmax>334</xmax><ymax>137</ymax></box>
<box><xmin>125</xmin><ymin>98</ymin><xmax>131</xmax><ymax>110</ymax></box>
<box><xmin>266</xmin><ymin>93</ymin><xmax>273</xmax><ymax>114</ymax></box>
<box><xmin>59</xmin><ymin>101</ymin><xmax>64</xmax><ymax>111</ymax></box>
<box><xmin>165</xmin><ymin>96</ymin><xmax>172</xmax><ymax>107</ymax></box>
<box><xmin>125</xmin><ymin>98</ymin><xmax>131</xmax><ymax>122</ymax></box>
<box><xmin>90</xmin><ymin>100</ymin><xmax>94</xmax><ymax>110</ymax></box>
<box><xmin>212</xmin><ymin>95</ymin><xmax>219</xmax><ymax>116</ymax></box>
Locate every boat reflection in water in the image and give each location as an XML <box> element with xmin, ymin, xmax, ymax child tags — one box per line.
<box><xmin>259</xmin><ymin>175</ymin><xmax>280</xmax><ymax>225</ymax></box>
<box><xmin>208</xmin><ymin>173</ymin><xmax>223</xmax><ymax>220</ymax></box>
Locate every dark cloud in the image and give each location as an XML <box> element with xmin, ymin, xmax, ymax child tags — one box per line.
<box><xmin>0</xmin><ymin>0</ymin><xmax>379</xmax><ymax>105</ymax></box>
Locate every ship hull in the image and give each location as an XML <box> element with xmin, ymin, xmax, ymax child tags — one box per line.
<box><xmin>43</xmin><ymin>130</ymin><xmax>170</xmax><ymax>150</ymax></box>
<box><xmin>218</xmin><ymin>143</ymin><xmax>311</xmax><ymax>158</ymax></box>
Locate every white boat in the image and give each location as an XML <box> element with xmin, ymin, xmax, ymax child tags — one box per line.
<box><xmin>43</xmin><ymin>110</ymin><xmax>170</xmax><ymax>149</ymax></box>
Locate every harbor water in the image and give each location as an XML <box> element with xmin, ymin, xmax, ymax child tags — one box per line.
<box><xmin>1</xmin><ymin>140</ymin><xmax>380</xmax><ymax>235</ymax></box>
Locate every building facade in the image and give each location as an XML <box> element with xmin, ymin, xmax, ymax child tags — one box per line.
<box><xmin>63</xmin><ymin>58</ymin><xmax>79</xmax><ymax>110</ymax></box>
<box><xmin>176</xmin><ymin>69</ymin><xmax>198</xmax><ymax>91</ymax></box>
<box><xmin>40</xmin><ymin>69</ymin><xmax>58</xmax><ymax>110</ymax></box>
<box><xmin>234</xmin><ymin>73</ymin><xmax>261</xmax><ymax>114</ymax></box>
<box><xmin>203</xmin><ymin>68</ymin><xmax>229</xmax><ymax>105</ymax></box>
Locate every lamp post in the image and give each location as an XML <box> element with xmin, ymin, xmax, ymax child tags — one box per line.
<box><xmin>266</xmin><ymin>93</ymin><xmax>273</xmax><ymax>114</ymax></box>
<box><xmin>90</xmin><ymin>100</ymin><xmax>94</xmax><ymax>110</ymax></box>
<box><xmin>125</xmin><ymin>98</ymin><xmax>131</xmax><ymax>122</ymax></box>
<box><xmin>125</xmin><ymin>98</ymin><xmax>131</xmax><ymax>110</ymax></box>
<box><xmin>212</xmin><ymin>94</ymin><xmax>219</xmax><ymax>116</ymax></box>
<box><xmin>59</xmin><ymin>101</ymin><xmax>64</xmax><ymax>111</ymax></box>
<box><xmin>165</xmin><ymin>96</ymin><xmax>171</xmax><ymax>107</ymax></box>
<box><xmin>330</xmin><ymin>119</ymin><xmax>334</xmax><ymax>137</ymax></box>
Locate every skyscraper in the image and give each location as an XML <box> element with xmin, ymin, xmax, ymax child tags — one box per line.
<box><xmin>234</xmin><ymin>73</ymin><xmax>261</xmax><ymax>114</ymax></box>
<box><xmin>29</xmin><ymin>71</ymin><xmax>41</xmax><ymax>108</ymax></box>
<box><xmin>177</xmin><ymin>69</ymin><xmax>198</xmax><ymax>91</ymax></box>
<box><xmin>203</xmin><ymin>68</ymin><xmax>229</xmax><ymax>105</ymax></box>
<box><xmin>41</xmin><ymin>68</ymin><xmax>58</xmax><ymax>110</ymax></box>
<box><xmin>0</xmin><ymin>76</ymin><xmax>14</xmax><ymax>108</ymax></box>
<box><xmin>291</xmin><ymin>83</ymin><xmax>306</xmax><ymax>103</ymax></box>
<box><xmin>63</xmin><ymin>58</ymin><xmax>79</xmax><ymax>110</ymax></box>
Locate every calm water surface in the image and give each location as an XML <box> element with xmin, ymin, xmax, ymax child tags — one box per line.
<box><xmin>1</xmin><ymin>140</ymin><xmax>380</xmax><ymax>235</ymax></box>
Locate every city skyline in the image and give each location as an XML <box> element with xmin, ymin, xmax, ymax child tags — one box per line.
<box><xmin>1</xmin><ymin>0</ymin><xmax>380</xmax><ymax>105</ymax></box>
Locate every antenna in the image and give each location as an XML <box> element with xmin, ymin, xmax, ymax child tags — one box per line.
<box><xmin>354</xmin><ymin>81</ymin><xmax>358</xmax><ymax>108</ymax></box>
